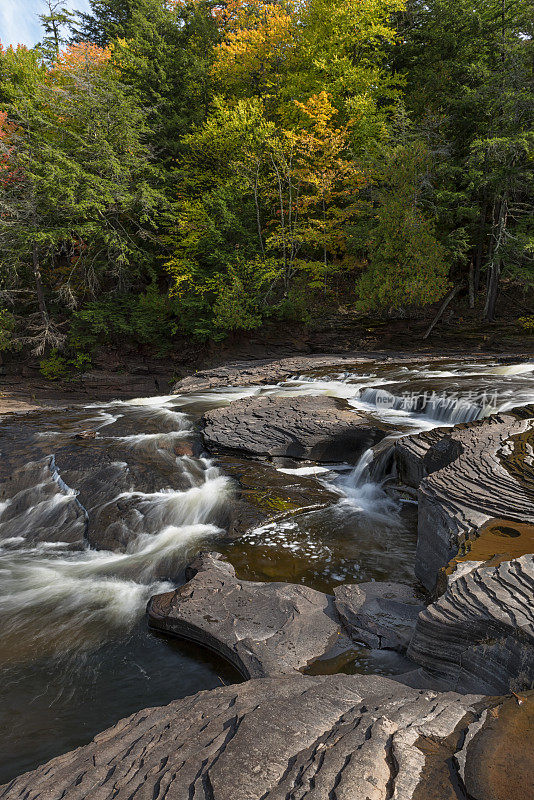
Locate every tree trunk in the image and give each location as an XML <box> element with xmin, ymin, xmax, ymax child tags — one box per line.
<box><xmin>32</xmin><ymin>242</ymin><xmax>50</xmax><ymax>329</ymax></box>
<box><xmin>483</xmin><ymin>255</ymin><xmax>501</xmax><ymax>322</ymax></box>
<box><xmin>423</xmin><ymin>285</ymin><xmax>462</xmax><ymax>340</ymax></box>
<box><xmin>468</xmin><ymin>260</ymin><xmax>475</xmax><ymax>309</ymax></box>
<box><xmin>483</xmin><ymin>196</ymin><xmax>508</xmax><ymax>322</ymax></box>
<box><xmin>473</xmin><ymin>192</ymin><xmax>489</xmax><ymax>298</ymax></box>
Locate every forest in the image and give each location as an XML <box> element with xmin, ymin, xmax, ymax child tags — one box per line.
<box><xmin>0</xmin><ymin>0</ymin><xmax>532</xmax><ymax>366</ymax></box>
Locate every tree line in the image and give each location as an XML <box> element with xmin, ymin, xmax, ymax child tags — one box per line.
<box><xmin>0</xmin><ymin>0</ymin><xmax>532</xmax><ymax>359</ymax></box>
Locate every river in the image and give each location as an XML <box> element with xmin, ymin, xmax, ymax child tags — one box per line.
<box><xmin>1</xmin><ymin>357</ymin><xmax>533</xmax><ymax>781</ymax></box>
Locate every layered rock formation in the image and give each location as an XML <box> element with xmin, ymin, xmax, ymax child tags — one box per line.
<box><xmin>394</xmin><ymin>408</ymin><xmax>534</xmax><ymax>590</ymax></box>
<box><xmin>392</xmin><ymin>408</ymin><xmax>534</xmax><ymax>694</ymax></box>
<box><xmin>202</xmin><ymin>395</ymin><xmax>386</xmax><ymax>463</ymax></box>
<box><xmin>4</xmin><ymin>673</ymin><xmax>525</xmax><ymax>800</ymax></box>
<box><xmin>407</xmin><ymin>555</ymin><xmax>534</xmax><ymax>694</ymax></box>
<box><xmin>173</xmin><ymin>354</ymin><xmax>378</xmax><ymax>393</ymax></box>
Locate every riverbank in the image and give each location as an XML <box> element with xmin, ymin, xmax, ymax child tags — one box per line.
<box><xmin>1</xmin><ymin>304</ymin><xmax>532</xmax><ymax>417</ymax></box>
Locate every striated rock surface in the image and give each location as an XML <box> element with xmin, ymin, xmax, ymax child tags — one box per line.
<box><xmin>408</xmin><ymin>554</ymin><xmax>534</xmax><ymax>694</ymax></box>
<box><xmin>148</xmin><ymin>553</ymin><xmax>423</xmax><ymax>678</ymax></box>
<box><xmin>394</xmin><ymin>409</ymin><xmax>534</xmax><ymax>590</ymax></box>
<box><xmin>334</xmin><ymin>581</ymin><xmax>424</xmax><ymax>651</ymax></box>
<box><xmin>2</xmin><ymin>672</ymin><xmax>511</xmax><ymax>800</ymax></box>
<box><xmin>202</xmin><ymin>395</ymin><xmax>386</xmax><ymax>463</ymax></box>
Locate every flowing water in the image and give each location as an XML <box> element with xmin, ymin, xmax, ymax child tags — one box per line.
<box><xmin>1</xmin><ymin>357</ymin><xmax>534</xmax><ymax>781</ymax></box>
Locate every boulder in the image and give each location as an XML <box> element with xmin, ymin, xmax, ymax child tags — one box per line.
<box><xmin>202</xmin><ymin>395</ymin><xmax>386</xmax><ymax>463</ymax></box>
<box><xmin>148</xmin><ymin>552</ymin><xmax>352</xmax><ymax>678</ymax></box>
<box><xmin>407</xmin><ymin>554</ymin><xmax>534</xmax><ymax>694</ymax></box>
<box><xmin>3</xmin><ymin>672</ymin><xmax>529</xmax><ymax>800</ymax></box>
<box><xmin>148</xmin><ymin>553</ymin><xmax>423</xmax><ymax>679</ymax></box>
<box><xmin>334</xmin><ymin>581</ymin><xmax>424</xmax><ymax>651</ymax></box>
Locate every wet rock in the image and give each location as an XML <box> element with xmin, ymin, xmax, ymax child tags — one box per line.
<box><xmin>148</xmin><ymin>552</ymin><xmax>350</xmax><ymax>678</ymax></box>
<box><xmin>0</xmin><ymin>457</ymin><xmax>86</xmax><ymax>547</ymax></box>
<box><xmin>395</xmin><ymin>428</ymin><xmax>463</xmax><ymax>489</ymax></box>
<box><xmin>202</xmin><ymin>395</ymin><xmax>386</xmax><ymax>463</ymax></box>
<box><xmin>407</xmin><ymin>555</ymin><xmax>534</xmax><ymax>694</ymax></box>
<box><xmin>456</xmin><ymin>691</ymin><xmax>534</xmax><ymax>800</ymax></box>
<box><xmin>173</xmin><ymin>354</ymin><xmax>378</xmax><ymax>393</ymax></box>
<box><xmin>334</xmin><ymin>581</ymin><xmax>425</xmax><ymax>651</ymax></box>
<box><xmin>3</xmin><ymin>672</ymin><xmax>521</xmax><ymax>800</ymax></box>
<box><xmin>216</xmin><ymin>455</ymin><xmax>339</xmax><ymax>539</ymax></box>
<box><xmin>74</xmin><ymin>430</ymin><xmax>97</xmax><ymax>440</ymax></box>
<box><xmin>394</xmin><ymin>409</ymin><xmax>534</xmax><ymax>590</ymax></box>
<box><xmin>148</xmin><ymin>553</ymin><xmax>424</xmax><ymax>679</ymax></box>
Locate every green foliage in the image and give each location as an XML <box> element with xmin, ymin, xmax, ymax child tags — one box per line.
<box><xmin>0</xmin><ymin>309</ymin><xmax>16</xmax><ymax>351</ymax></box>
<box><xmin>355</xmin><ymin>138</ymin><xmax>450</xmax><ymax>310</ymax></box>
<box><xmin>39</xmin><ymin>348</ymin><xmax>93</xmax><ymax>380</ymax></box>
<box><xmin>1</xmin><ymin>0</ymin><xmax>532</xmax><ymax>359</ymax></box>
<box><xmin>70</xmin><ymin>288</ymin><xmax>176</xmax><ymax>352</ymax></box>
<box><xmin>39</xmin><ymin>350</ymin><xmax>68</xmax><ymax>380</ymax></box>
<box><xmin>518</xmin><ymin>316</ymin><xmax>534</xmax><ymax>334</ymax></box>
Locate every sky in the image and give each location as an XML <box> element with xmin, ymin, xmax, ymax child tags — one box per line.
<box><xmin>0</xmin><ymin>0</ymin><xmax>90</xmax><ymax>48</ymax></box>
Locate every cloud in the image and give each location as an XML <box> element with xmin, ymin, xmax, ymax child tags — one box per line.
<box><xmin>0</xmin><ymin>0</ymin><xmax>90</xmax><ymax>49</ymax></box>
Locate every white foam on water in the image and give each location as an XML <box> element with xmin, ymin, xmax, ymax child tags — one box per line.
<box><xmin>276</xmin><ymin>466</ymin><xmax>332</xmax><ymax>476</ymax></box>
<box><xmin>0</xmin><ymin>443</ymin><xmax>232</xmax><ymax>660</ymax></box>
<box><xmin>112</xmin><ymin>430</ymin><xmax>191</xmax><ymax>445</ymax></box>
<box><xmin>116</xmin><ymin>471</ymin><xmax>231</xmax><ymax>531</ymax></box>
<box><xmin>329</xmin><ymin>449</ymin><xmax>403</xmax><ymax>527</ymax></box>
<box><xmin>487</xmin><ymin>362</ymin><xmax>534</xmax><ymax>376</ymax></box>
<box><xmin>265</xmin><ymin>376</ymin><xmax>396</xmax><ymax>401</ymax></box>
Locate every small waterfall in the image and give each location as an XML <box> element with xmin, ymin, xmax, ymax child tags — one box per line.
<box><xmin>358</xmin><ymin>387</ymin><xmax>486</xmax><ymax>425</ymax></box>
<box><xmin>334</xmin><ymin>445</ymin><xmax>402</xmax><ymax>526</ymax></box>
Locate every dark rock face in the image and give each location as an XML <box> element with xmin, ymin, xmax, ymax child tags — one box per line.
<box><xmin>148</xmin><ymin>553</ymin><xmax>422</xmax><ymax>678</ymax></box>
<box><xmin>394</xmin><ymin>410</ymin><xmax>534</xmax><ymax>590</ymax></box>
<box><xmin>408</xmin><ymin>555</ymin><xmax>534</xmax><ymax>694</ymax></box>
<box><xmin>2</xmin><ymin>672</ymin><xmax>508</xmax><ymax>800</ymax></box>
<box><xmin>334</xmin><ymin>581</ymin><xmax>424</xmax><ymax>651</ymax></box>
<box><xmin>202</xmin><ymin>395</ymin><xmax>386</xmax><ymax>463</ymax></box>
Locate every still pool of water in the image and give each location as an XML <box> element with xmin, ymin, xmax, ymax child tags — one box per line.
<box><xmin>1</xmin><ymin>356</ymin><xmax>533</xmax><ymax>782</ymax></box>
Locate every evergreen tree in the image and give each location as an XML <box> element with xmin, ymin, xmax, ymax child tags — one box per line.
<box><xmin>0</xmin><ymin>44</ymin><xmax>163</xmax><ymax>352</ymax></box>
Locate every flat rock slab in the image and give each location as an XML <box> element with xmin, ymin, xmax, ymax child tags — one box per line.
<box><xmin>148</xmin><ymin>553</ymin><xmax>423</xmax><ymax>678</ymax></box>
<box><xmin>202</xmin><ymin>395</ymin><xmax>386</xmax><ymax>463</ymax></box>
<box><xmin>408</xmin><ymin>554</ymin><xmax>534</xmax><ymax>694</ymax></box>
<box><xmin>3</xmin><ymin>672</ymin><xmax>527</xmax><ymax>800</ymax></box>
<box><xmin>148</xmin><ymin>552</ymin><xmax>349</xmax><ymax>678</ymax></box>
<box><xmin>173</xmin><ymin>354</ymin><xmax>379</xmax><ymax>393</ymax></box>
